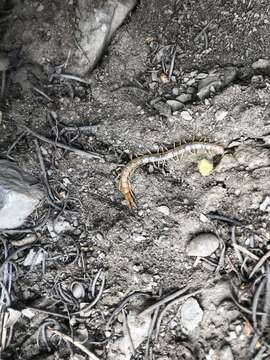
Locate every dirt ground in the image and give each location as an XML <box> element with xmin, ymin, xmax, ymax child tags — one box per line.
<box><xmin>0</xmin><ymin>0</ymin><xmax>270</xmax><ymax>359</ymax></box>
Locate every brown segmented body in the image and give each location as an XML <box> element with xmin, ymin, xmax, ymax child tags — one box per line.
<box><xmin>119</xmin><ymin>142</ymin><xmax>224</xmax><ymax>208</ymax></box>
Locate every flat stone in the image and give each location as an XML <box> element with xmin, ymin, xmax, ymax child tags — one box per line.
<box><xmin>180</xmin><ymin>297</ymin><xmax>203</xmax><ymax>334</ymax></box>
<box><xmin>252</xmin><ymin>58</ymin><xmax>270</xmax><ymax>74</ymax></box>
<box><xmin>176</xmin><ymin>93</ymin><xmax>192</xmax><ymax>103</ymax></box>
<box><xmin>0</xmin><ymin>160</ymin><xmax>44</xmax><ymax>230</ymax></box>
<box><xmin>220</xmin><ymin>346</ymin><xmax>234</xmax><ymax>360</ymax></box>
<box><xmin>180</xmin><ymin>110</ymin><xmax>193</xmax><ymax>121</ymax></box>
<box><xmin>186</xmin><ymin>232</ymin><xmax>219</xmax><ymax>257</ymax></box>
<box><xmin>215</xmin><ymin>109</ymin><xmax>228</xmax><ymax>121</ymax></box>
<box><xmin>166</xmin><ymin>100</ymin><xmax>184</xmax><ymax>111</ymax></box>
<box><xmin>156</xmin><ymin>205</ymin><xmax>170</xmax><ymax>216</ymax></box>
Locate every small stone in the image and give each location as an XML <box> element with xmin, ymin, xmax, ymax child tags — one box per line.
<box><xmin>149</xmin><ymin>82</ymin><xmax>157</xmax><ymax>90</ymax></box>
<box><xmin>166</xmin><ymin>100</ymin><xmax>184</xmax><ymax>111</ymax></box>
<box><xmin>176</xmin><ymin>93</ymin><xmax>192</xmax><ymax>103</ymax></box>
<box><xmin>260</xmin><ymin>196</ymin><xmax>270</xmax><ymax>212</ymax></box>
<box><xmin>71</xmin><ymin>282</ymin><xmax>85</xmax><ymax>299</ymax></box>
<box><xmin>156</xmin><ymin>205</ymin><xmax>170</xmax><ymax>216</ymax></box>
<box><xmin>37</xmin><ymin>4</ymin><xmax>44</xmax><ymax>11</ymax></box>
<box><xmin>215</xmin><ymin>109</ymin><xmax>228</xmax><ymax>121</ymax></box>
<box><xmin>132</xmin><ymin>233</ymin><xmax>146</xmax><ymax>242</ymax></box>
<box><xmin>172</xmin><ymin>87</ymin><xmax>180</xmax><ymax>96</ymax></box>
<box><xmin>252</xmin><ymin>58</ymin><xmax>270</xmax><ymax>74</ymax></box>
<box><xmin>180</xmin><ymin>297</ymin><xmax>203</xmax><ymax>334</ymax></box>
<box><xmin>187</xmin><ymin>233</ymin><xmax>219</xmax><ymax>257</ymax></box>
<box><xmin>160</xmin><ymin>72</ymin><xmax>169</xmax><ymax>83</ymax></box>
<box><xmin>197</xmin><ymin>73</ymin><xmax>208</xmax><ymax>79</ymax></box>
<box><xmin>180</xmin><ymin>110</ymin><xmax>193</xmax><ymax>121</ymax></box>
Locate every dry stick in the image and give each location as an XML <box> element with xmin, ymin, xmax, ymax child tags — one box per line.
<box><xmin>252</xmin><ymin>277</ymin><xmax>266</xmax><ymax>333</ymax></box>
<box><xmin>34</xmin><ymin>139</ymin><xmax>62</xmax><ymax>210</ymax></box>
<box><xmin>106</xmin><ymin>291</ymin><xmax>152</xmax><ymax>329</ymax></box>
<box><xmin>145</xmin><ymin>305</ymin><xmax>160</xmax><ymax>359</ymax></box>
<box><xmin>21</xmin><ymin>125</ymin><xmax>104</xmax><ymax>161</ymax></box>
<box><xmin>230</xmin><ymin>293</ymin><xmax>265</xmax><ymax>316</ymax></box>
<box><xmin>232</xmin><ymin>244</ymin><xmax>259</xmax><ymax>261</ymax></box>
<box><xmin>249</xmin><ymin>250</ymin><xmax>270</xmax><ymax>279</ymax></box>
<box><xmin>32</xmin><ymin>86</ymin><xmax>53</xmax><ymax>102</ymax></box>
<box><xmin>26</xmin><ymin>306</ymin><xmax>70</xmax><ymax>320</ymax></box>
<box><xmin>48</xmin><ymin>327</ymin><xmax>100</xmax><ymax>360</ymax></box>
<box><xmin>6</xmin><ymin>131</ymin><xmax>26</xmax><ymax>156</ymax></box>
<box><xmin>139</xmin><ymin>286</ymin><xmax>190</xmax><ymax>317</ymax></box>
<box><xmin>154</xmin><ymin>289</ymin><xmax>202</xmax><ymax>340</ymax></box>
<box><xmin>122</xmin><ymin>309</ymin><xmax>135</xmax><ymax>355</ymax></box>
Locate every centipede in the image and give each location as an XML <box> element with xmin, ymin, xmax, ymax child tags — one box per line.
<box><xmin>119</xmin><ymin>142</ymin><xmax>225</xmax><ymax>208</ymax></box>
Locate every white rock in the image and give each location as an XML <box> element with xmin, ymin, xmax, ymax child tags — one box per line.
<box><xmin>260</xmin><ymin>196</ymin><xmax>270</xmax><ymax>212</ymax></box>
<box><xmin>132</xmin><ymin>233</ymin><xmax>146</xmax><ymax>242</ymax></box>
<box><xmin>156</xmin><ymin>205</ymin><xmax>170</xmax><ymax>216</ymax></box>
<box><xmin>180</xmin><ymin>297</ymin><xmax>203</xmax><ymax>334</ymax></box>
<box><xmin>215</xmin><ymin>109</ymin><xmax>228</xmax><ymax>121</ymax></box>
<box><xmin>186</xmin><ymin>233</ymin><xmax>219</xmax><ymax>257</ymax></box>
<box><xmin>180</xmin><ymin>110</ymin><xmax>193</xmax><ymax>121</ymax></box>
<box><xmin>0</xmin><ymin>160</ymin><xmax>44</xmax><ymax>230</ymax></box>
<box><xmin>220</xmin><ymin>346</ymin><xmax>234</xmax><ymax>360</ymax></box>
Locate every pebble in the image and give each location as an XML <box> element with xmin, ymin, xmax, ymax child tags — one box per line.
<box><xmin>219</xmin><ymin>346</ymin><xmax>234</xmax><ymax>360</ymax></box>
<box><xmin>172</xmin><ymin>87</ymin><xmax>180</xmax><ymax>96</ymax></box>
<box><xmin>176</xmin><ymin>93</ymin><xmax>192</xmax><ymax>103</ymax></box>
<box><xmin>252</xmin><ymin>58</ymin><xmax>270</xmax><ymax>74</ymax></box>
<box><xmin>260</xmin><ymin>196</ymin><xmax>270</xmax><ymax>212</ymax></box>
<box><xmin>186</xmin><ymin>232</ymin><xmax>219</xmax><ymax>257</ymax></box>
<box><xmin>132</xmin><ymin>233</ymin><xmax>146</xmax><ymax>242</ymax></box>
<box><xmin>180</xmin><ymin>110</ymin><xmax>193</xmax><ymax>121</ymax></box>
<box><xmin>166</xmin><ymin>99</ymin><xmax>184</xmax><ymax>111</ymax></box>
<box><xmin>156</xmin><ymin>205</ymin><xmax>170</xmax><ymax>216</ymax></box>
<box><xmin>180</xmin><ymin>297</ymin><xmax>203</xmax><ymax>334</ymax></box>
<box><xmin>71</xmin><ymin>282</ymin><xmax>85</xmax><ymax>299</ymax></box>
<box><xmin>215</xmin><ymin>109</ymin><xmax>228</xmax><ymax>121</ymax></box>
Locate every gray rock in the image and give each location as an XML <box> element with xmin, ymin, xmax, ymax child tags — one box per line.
<box><xmin>197</xmin><ymin>67</ymin><xmax>237</xmax><ymax>99</ymax></box>
<box><xmin>69</xmin><ymin>0</ymin><xmax>137</xmax><ymax>76</ymax></box>
<box><xmin>186</xmin><ymin>232</ymin><xmax>219</xmax><ymax>257</ymax></box>
<box><xmin>156</xmin><ymin>205</ymin><xmax>170</xmax><ymax>216</ymax></box>
<box><xmin>166</xmin><ymin>99</ymin><xmax>184</xmax><ymax>111</ymax></box>
<box><xmin>220</xmin><ymin>346</ymin><xmax>234</xmax><ymax>360</ymax></box>
<box><xmin>252</xmin><ymin>58</ymin><xmax>270</xmax><ymax>74</ymax></box>
<box><xmin>180</xmin><ymin>297</ymin><xmax>203</xmax><ymax>334</ymax></box>
<box><xmin>176</xmin><ymin>93</ymin><xmax>192</xmax><ymax>103</ymax></box>
<box><xmin>172</xmin><ymin>87</ymin><xmax>180</xmax><ymax>96</ymax></box>
<box><xmin>0</xmin><ymin>160</ymin><xmax>44</xmax><ymax>230</ymax></box>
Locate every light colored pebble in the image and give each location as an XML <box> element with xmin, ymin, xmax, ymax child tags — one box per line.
<box><xmin>132</xmin><ymin>233</ymin><xmax>146</xmax><ymax>242</ymax></box>
<box><xmin>180</xmin><ymin>110</ymin><xmax>193</xmax><ymax>121</ymax></box>
<box><xmin>180</xmin><ymin>297</ymin><xmax>203</xmax><ymax>334</ymax></box>
<box><xmin>71</xmin><ymin>282</ymin><xmax>85</xmax><ymax>299</ymax></box>
<box><xmin>215</xmin><ymin>109</ymin><xmax>228</xmax><ymax>121</ymax></box>
<box><xmin>186</xmin><ymin>232</ymin><xmax>219</xmax><ymax>257</ymax></box>
<box><xmin>156</xmin><ymin>205</ymin><xmax>170</xmax><ymax>216</ymax></box>
<box><xmin>260</xmin><ymin>196</ymin><xmax>270</xmax><ymax>212</ymax></box>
